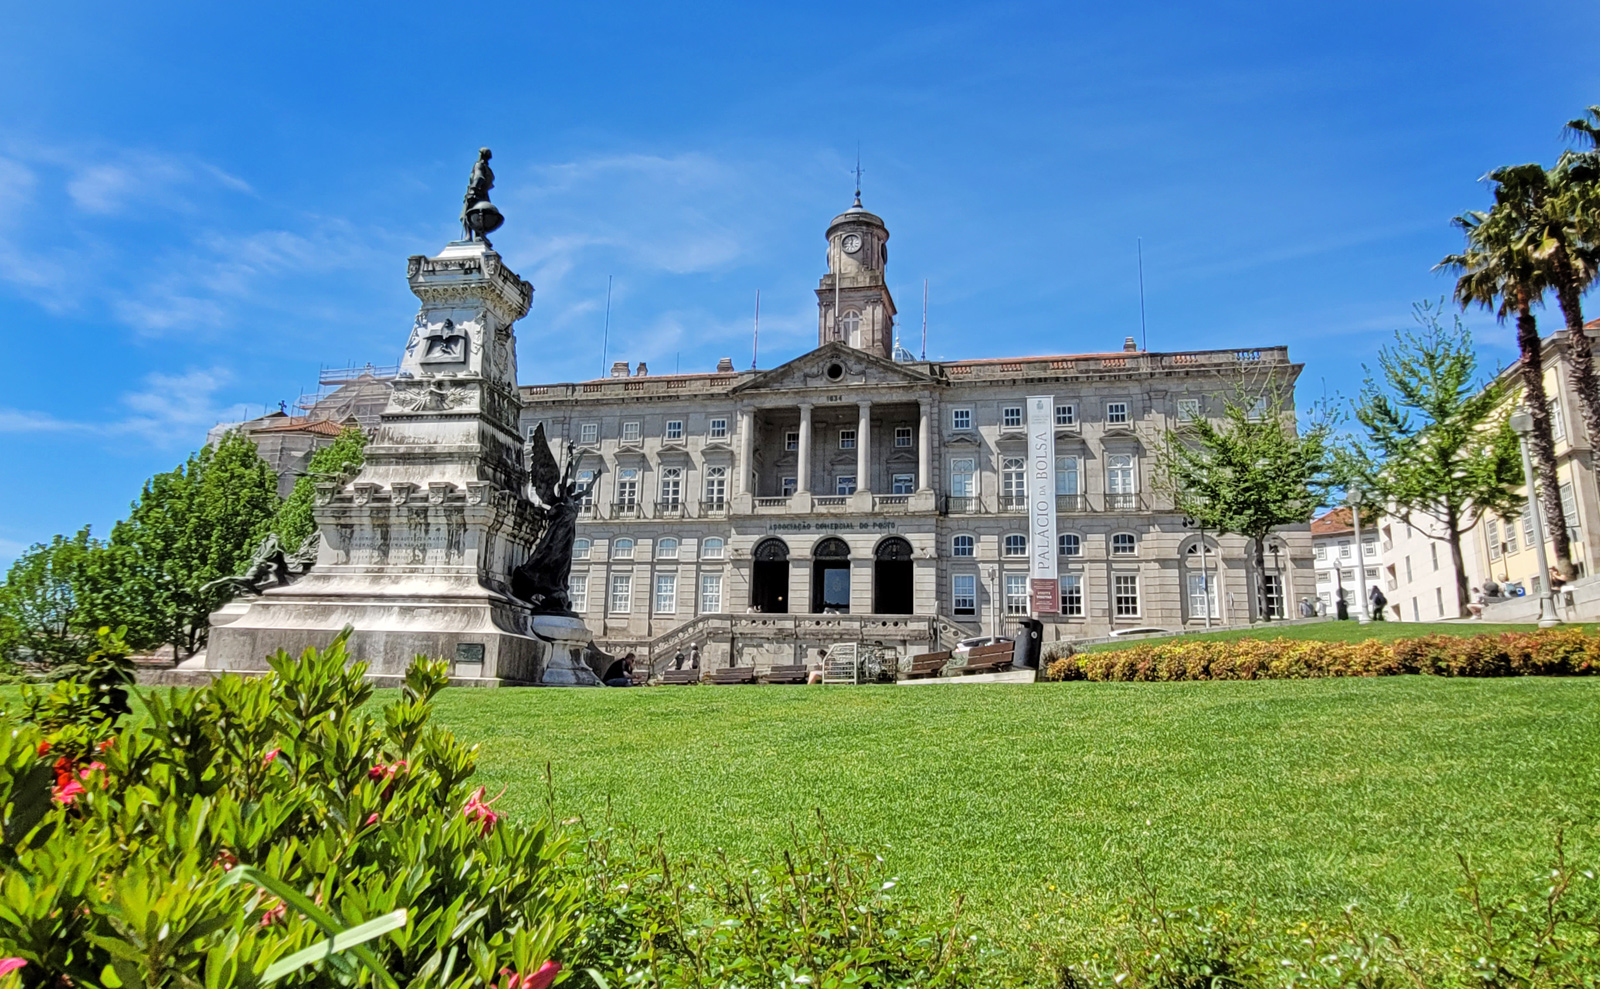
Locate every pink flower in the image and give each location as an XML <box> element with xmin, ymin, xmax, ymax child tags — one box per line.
<box><xmin>365</xmin><ymin>812</ymin><xmax>381</xmax><ymax>826</ymax></box>
<box><xmin>367</xmin><ymin>759</ymin><xmax>407</xmax><ymax>781</ymax></box>
<box><xmin>52</xmin><ymin>777</ymin><xmax>85</xmax><ymax>805</ymax></box>
<box><xmin>79</xmin><ymin>761</ymin><xmax>106</xmax><ymax>780</ymax></box>
<box><xmin>260</xmin><ymin>901</ymin><xmax>287</xmax><ymax>927</ymax></box>
<box><xmin>499</xmin><ymin>961</ymin><xmax>561</xmax><ymax>989</ymax></box>
<box><xmin>215</xmin><ymin>850</ymin><xmax>239</xmax><ymax>871</ymax></box>
<box><xmin>263</xmin><ymin>748</ymin><xmax>280</xmax><ymax>764</ymax></box>
<box><xmin>0</xmin><ymin>958</ymin><xmax>24</xmax><ymax>978</ymax></box>
<box><xmin>462</xmin><ymin>786</ymin><xmax>502</xmax><ymax>835</ymax></box>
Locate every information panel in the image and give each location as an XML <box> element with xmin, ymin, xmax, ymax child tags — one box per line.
<box><xmin>1026</xmin><ymin>395</ymin><xmax>1059</xmax><ymax>614</ymax></box>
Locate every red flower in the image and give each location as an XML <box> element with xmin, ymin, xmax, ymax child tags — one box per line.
<box><xmin>367</xmin><ymin>759</ymin><xmax>407</xmax><ymax>781</ymax></box>
<box><xmin>263</xmin><ymin>748</ymin><xmax>280</xmax><ymax>765</ymax></box>
<box><xmin>260</xmin><ymin>901</ymin><xmax>287</xmax><ymax>927</ymax></box>
<box><xmin>499</xmin><ymin>961</ymin><xmax>560</xmax><ymax>989</ymax></box>
<box><xmin>52</xmin><ymin>777</ymin><xmax>85</xmax><ymax>805</ymax></box>
<box><xmin>463</xmin><ymin>786</ymin><xmax>502</xmax><ymax>835</ymax></box>
<box><xmin>215</xmin><ymin>850</ymin><xmax>240</xmax><ymax>871</ymax></box>
<box><xmin>0</xmin><ymin>958</ymin><xmax>25</xmax><ymax>977</ymax></box>
<box><xmin>96</xmin><ymin>737</ymin><xmax>115</xmax><ymax>752</ymax></box>
<box><xmin>365</xmin><ymin>812</ymin><xmax>381</xmax><ymax>826</ymax></box>
<box><xmin>35</xmin><ymin>740</ymin><xmax>50</xmax><ymax>756</ymax></box>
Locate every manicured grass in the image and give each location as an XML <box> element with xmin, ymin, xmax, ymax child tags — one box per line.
<box><xmin>436</xmin><ymin>676</ymin><xmax>1600</xmax><ymax>954</ymax></box>
<box><xmin>1079</xmin><ymin>619</ymin><xmax>1600</xmax><ymax>652</ymax></box>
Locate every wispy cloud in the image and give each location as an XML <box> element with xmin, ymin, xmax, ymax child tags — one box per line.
<box><xmin>0</xmin><ymin>366</ymin><xmax>245</xmax><ymax>447</ymax></box>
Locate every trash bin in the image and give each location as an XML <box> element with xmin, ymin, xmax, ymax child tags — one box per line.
<box><xmin>1011</xmin><ymin>618</ymin><xmax>1043</xmax><ymax>670</ymax></box>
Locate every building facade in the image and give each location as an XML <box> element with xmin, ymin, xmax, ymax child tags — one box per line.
<box><xmin>1309</xmin><ymin>508</ymin><xmax>1381</xmax><ymax>617</ymax></box>
<box><xmin>519</xmin><ymin>197</ymin><xmax>1316</xmax><ymax>660</ymax></box>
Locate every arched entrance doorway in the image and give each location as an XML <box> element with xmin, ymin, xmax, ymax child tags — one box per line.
<box><xmin>751</xmin><ymin>538</ymin><xmax>789</xmax><ymax>614</ymax></box>
<box><xmin>811</xmin><ymin>537</ymin><xmax>852</xmax><ymax>613</ymax></box>
<box><xmin>872</xmin><ymin>537</ymin><xmax>914</xmax><ymax>614</ymax></box>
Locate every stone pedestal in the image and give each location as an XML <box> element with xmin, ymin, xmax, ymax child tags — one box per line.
<box><xmin>532</xmin><ymin>614</ymin><xmax>602</xmax><ymax>686</ymax></box>
<box><xmin>207</xmin><ymin>237</ymin><xmax>596</xmax><ymax>685</ymax></box>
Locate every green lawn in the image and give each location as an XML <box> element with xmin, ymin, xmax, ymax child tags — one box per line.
<box><xmin>1079</xmin><ymin>619</ymin><xmax>1599</xmax><ymax>652</ymax></box>
<box><xmin>435</xmin><ymin>676</ymin><xmax>1600</xmax><ymax>953</ymax></box>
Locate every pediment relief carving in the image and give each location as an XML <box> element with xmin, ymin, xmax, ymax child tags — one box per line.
<box><xmin>732</xmin><ymin>342</ymin><xmax>931</xmax><ymax>395</ymax></box>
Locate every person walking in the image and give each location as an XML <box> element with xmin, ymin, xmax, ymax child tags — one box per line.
<box><xmin>1368</xmin><ymin>584</ymin><xmax>1388</xmax><ymax>621</ymax></box>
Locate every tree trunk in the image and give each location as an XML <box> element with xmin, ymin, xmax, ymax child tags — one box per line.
<box><xmin>1251</xmin><ymin>534</ymin><xmax>1270</xmax><ymax>621</ymax></box>
<box><xmin>1549</xmin><ymin>247</ymin><xmax>1600</xmax><ymax>452</ymax></box>
<box><xmin>1445</xmin><ymin>505</ymin><xmax>1469</xmax><ymax>618</ymax></box>
<box><xmin>1513</xmin><ymin>298</ymin><xmax>1576</xmax><ymax>578</ymax></box>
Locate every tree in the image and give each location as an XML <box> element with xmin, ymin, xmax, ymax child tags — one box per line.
<box><xmin>1439</xmin><ymin>191</ymin><xmax>1576</xmax><ymax>578</ymax></box>
<box><xmin>1345</xmin><ymin>302</ymin><xmax>1524</xmax><ymax>617</ymax></box>
<box><xmin>1158</xmin><ymin>384</ymin><xmax>1333</xmax><ymax>621</ymax></box>
<box><xmin>272</xmin><ymin>426</ymin><xmax>367</xmax><ymax>547</ymax></box>
<box><xmin>0</xmin><ymin>528</ymin><xmax>122</xmax><ymax>670</ymax></box>
<box><xmin>110</xmin><ymin>432</ymin><xmax>281</xmax><ymax>657</ymax></box>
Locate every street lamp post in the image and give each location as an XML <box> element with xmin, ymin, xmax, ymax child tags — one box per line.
<box><xmin>1509</xmin><ymin>407</ymin><xmax>1563</xmax><ymax>628</ymax></box>
<box><xmin>1346</xmin><ymin>483</ymin><xmax>1371</xmax><ymax>625</ymax></box>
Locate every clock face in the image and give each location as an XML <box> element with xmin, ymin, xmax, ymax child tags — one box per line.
<box><xmin>842</xmin><ymin>233</ymin><xmax>862</xmax><ymax>254</ymax></box>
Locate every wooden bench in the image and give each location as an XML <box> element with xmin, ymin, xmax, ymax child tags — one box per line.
<box><xmin>951</xmin><ymin>642</ymin><xmax>1016</xmax><ymax>676</ymax></box>
<box><xmin>659</xmin><ymin>668</ymin><xmax>702</xmax><ymax>685</ymax></box>
<box><xmin>707</xmin><ymin>666</ymin><xmax>757</xmax><ymax>685</ymax></box>
<box><xmin>762</xmin><ymin>665</ymin><xmax>811</xmax><ymax>684</ymax></box>
<box><xmin>901</xmin><ymin>651</ymin><xmax>951</xmax><ymax>680</ymax></box>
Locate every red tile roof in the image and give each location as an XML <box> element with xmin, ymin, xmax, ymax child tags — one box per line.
<box><xmin>252</xmin><ymin>416</ymin><xmax>346</xmax><ymax>437</ymax></box>
<box><xmin>1310</xmin><ymin>507</ymin><xmax>1354</xmax><ymax>536</ymax></box>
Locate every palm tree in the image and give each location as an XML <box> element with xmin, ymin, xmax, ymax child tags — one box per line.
<box><xmin>1438</xmin><ymin>203</ymin><xmax>1576</xmax><ymax>578</ymax></box>
<box><xmin>1566</xmin><ymin>105</ymin><xmax>1600</xmax><ymax>149</ymax></box>
<box><xmin>1488</xmin><ymin>164</ymin><xmax>1600</xmax><ymax>456</ymax></box>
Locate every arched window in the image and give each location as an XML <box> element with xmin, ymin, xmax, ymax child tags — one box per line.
<box><xmin>1003</xmin><ymin>534</ymin><xmax>1028</xmax><ymax>557</ymax></box>
<box><xmin>573</xmin><ymin>538</ymin><xmax>591</xmax><ymax>561</ymax></box>
<box><xmin>612</xmin><ymin>537</ymin><xmax>635</xmax><ymax>560</ymax></box>
<box><xmin>1058</xmin><ymin>533</ymin><xmax>1081</xmax><ymax>557</ymax></box>
<box><xmin>840</xmin><ymin>309</ymin><xmax>862</xmax><ymax>347</ymax></box>
<box><xmin>813</xmin><ymin>537</ymin><xmax>851</xmax><ymax>560</ymax></box>
<box><xmin>752</xmin><ymin>538</ymin><xmax>789</xmax><ymax>562</ymax></box>
<box><xmin>874</xmin><ymin>536</ymin><xmax>913</xmax><ymax>561</ymax></box>
<box><xmin>1111</xmin><ymin>533</ymin><xmax>1137</xmax><ymax>556</ymax></box>
<box><xmin>701</xmin><ymin>537</ymin><xmax>725</xmax><ymax>560</ymax></box>
<box><xmin>952</xmin><ymin>534</ymin><xmax>975</xmax><ymax>557</ymax></box>
<box><xmin>657</xmin><ymin>537</ymin><xmax>679</xmax><ymax>560</ymax></box>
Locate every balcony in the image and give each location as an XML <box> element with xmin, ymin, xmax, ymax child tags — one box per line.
<box><xmin>700</xmin><ymin>499</ymin><xmax>728</xmax><ymax>518</ymax></box>
<box><xmin>814</xmin><ymin>495</ymin><xmax>850</xmax><ymax>508</ymax></box>
<box><xmin>873</xmin><ymin>494</ymin><xmax>911</xmax><ymax>510</ymax></box>
<box><xmin>655</xmin><ymin>500</ymin><xmax>685</xmax><ymax>518</ymax></box>
<box><xmin>753</xmin><ymin>496</ymin><xmax>792</xmax><ymax>512</ymax></box>
<box><xmin>999</xmin><ymin>495</ymin><xmax>1027</xmax><ymax>513</ymax></box>
<box><xmin>943</xmin><ymin>495</ymin><xmax>979</xmax><ymax>515</ymax></box>
<box><xmin>1104</xmin><ymin>492</ymin><xmax>1144</xmax><ymax>512</ymax></box>
<box><xmin>1056</xmin><ymin>494</ymin><xmax>1088</xmax><ymax>513</ymax></box>
<box><xmin>612</xmin><ymin>501</ymin><xmax>640</xmax><ymax>518</ymax></box>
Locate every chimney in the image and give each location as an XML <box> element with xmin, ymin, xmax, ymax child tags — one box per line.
<box><xmin>635</xmin><ymin>362</ymin><xmax>648</xmax><ymax>376</ymax></box>
<box><xmin>716</xmin><ymin>357</ymin><xmax>735</xmax><ymax>372</ymax></box>
<box><xmin>1124</xmin><ymin>336</ymin><xmax>1138</xmax><ymax>353</ymax></box>
<box><xmin>610</xmin><ymin>361</ymin><xmax>630</xmax><ymax>378</ymax></box>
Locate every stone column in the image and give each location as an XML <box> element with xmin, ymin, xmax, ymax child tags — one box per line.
<box><xmin>738</xmin><ymin>408</ymin><xmax>755</xmax><ymax>496</ymax></box>
<box><xmin>917</xmin><ymin>399</ymin><xmax>931</xmax><ymax>492</ymax></box>
<box><xmin>797</xmin><ymin>403</ymin><xmax>813</xmax><ymax>495</ymax></box>
<box><xmin>856</xmin><ymin>400</ymin><xmax>872</xmax><ymax>494</ymax></box>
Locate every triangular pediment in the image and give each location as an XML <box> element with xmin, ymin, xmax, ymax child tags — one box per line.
<box><xmin>731</xmin><ymin>342</ymin><xmax>933</xmax><ymax>394</ymax></box>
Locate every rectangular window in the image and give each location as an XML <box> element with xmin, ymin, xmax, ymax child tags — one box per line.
<box><xmin>615</xmin><ymin>468</ymin><xmax>639</xmax><ymax>508</ymax></box>
<box><xmin>1502</xmin><ymin>517</ymin><xmax>1518</xmax><ymax>554</ymax></box>
<box><xmin>1560</xmin><ymin>481</ymin><xmax>1577</xmax><ymax>529</ymax></box>
<box><xmin>892</xmin><ymin>473</ymin><xmax>915</xmax><ymax>494</ymax></box>
<box><xmin>1004</xmin><ymin>574</ymin><xmax>1029</xmax><ymax>615</ymax></box>
<box><xmin>569</xmin><ymin>575</ymin><xmax>588</xmax><ymax>613</ymax></box>
<box><xmin>1002</xmin><ymin>405</ymin><xmax>1024</xmax><ymax>428</ymax></box>
<box><xmin>1338</xmin><ymin>540</ymin><xmax>1351</xmax><ymax>560</ymax></box>
<box><xmin>1106</xmin><ymin>455</ymin><xmax>1136</xmax><ymax>507</ymax></box>
<box><xmin>1316</xmin><ymin>570</ymin><xmax>1331</xmax><ymax>584</ymax></box>
<box><xmin>609</xmin><ymin>574</ymin><xmax>632</xmax><ymax>614</ymax></box>
<box><xmin>1362</xmin><ymin>539</ymin><xmax>1377</xmax><ymax>558</ymax></box>
<box><xmin>665</xmin><ymin>420</ymin><xmax>683</xmax><ymax>441</ymax></box>
<box><xmin>1552</xmin><ymin>400</ymin><xmax>1566</xmax><ymax>442</ymax></box>
<box><xmin>1248</xmin><ymin>397</ymin><xmax>1268</xmax><ymax>420</ymax></box>
<box><xmin>580</xmin><ymin>422</ymin><xmax>599</xmax><ymax>444</ymax></box>
<box><xmin>839</xmin><ymin>429</ymin><xmax>856</xmax><ymax>450</ymax></box>
<box><xmin>1532</xmin><ymin>575</ymin><xmax>1543</xmax><ymax>594</ymax></box>
<box><xmin>895</xmin><ymin>426</ymin><xmax>913</xmax><ymax>447</ymax></box>
<box><xmin>1113</xmin><ymin>574</ymin><xmax>1139</xmax><ymax>616</ymax></box>
<box><xmin>952</xmin><ymin>408</ymin><xmax>972</xmax><ymax>431</ymax></box>
<box><xmin>781</xmin><ymin>477</ymin><xmax>797</xmax><ymax>496</ymax></box>
<box><xmin>621</xmin><ymin>421</ymin><xmax>641</xmax><ymax>442</ymax></box>
<box><xmin>703</xmin><ymin>466</ymin><xmax>727</xmax><ymax>506</ymax></box>
<box><xmin>577</xmin><ymin>470</ymin><xmax>595</xmax><ymax>509</ymax></box>
<box><xmin>1405</xmin><ymin>555</ymin><xmax>1412</xmax><ymax>582</ymax></box>
<box><xmin>1314</xmin><ymin>544</ymin><xmax>1327</xmax><ymax>561</ymax></box>
<box><xmin>1060</xmin><ymin>574</ymin><xmax>1084</xmax><ymax>616</ymax></box>
<box><xmin>700</xmin><ymin>574</ymin><xmax>722</xmax><ymax>614</ymax></box>
<box><xmin>1177</xmin><ymin>398</ymin><xmax>1200</xmax><ymax>421</ymax></box>
<box><xmin>1412</xmin><ymin>598</ymin><xmax>1420</xmax><ymax>622</ymax></box>
<box><xmin>836</xmin><ymin>475</ymin><xmax>857</xmax><ymax>495</ymax></box>
<box><xmin>950</xmin><ymin>458</ymin><xmax>975</xmax><ymax>497</ymax></box>
<box><xmin>1001</xmin><ymin>457</ymin><xmax>1026</xmax><ymax>506</ymax></box>
<box><xmin>1187</xmin><ymin>572</ymin><xmax>1217</xmax><ymax>619</ymax></box>
<box><xmin>1522</xmin><ymin>506</ymin><xmax>1534</xmax><ymax>545</ymax></box>
<box><xmin>1055</xmin><ymin>404</ymin><xmax>1076</xmax><ymax>426</ymax></box>
<box><xmin>654</xmin><ymin>574</ymin><xmax>677</xmax><ymax>614</ymax></box>
<box><xmin>1106</xmin><ymin>402</ymin><xmax>1129</xmax><ymax>425</ymax></box>
<box><xmin>1487</xmin><ymin>519</ymin><xmax>1501</xmax><ymax>560</ymax></box>
<box><xmin>709</xmin><ymin>417</ymin><xmax>728</xmax><ymax>439</ymax></box>
<box><xmin>1430</xmin><ymin>543</ymin><xmax>1439</xmax><ymax>571</ymax></box>
<box><xmin>785</xmin><ymin>431</ymin><xmax>799</xmax><ymax>451</ymax></box>
<box><xmin>659</xmin><ymin>467</ymin><xmax>682</xmax><ymax>506</ymax></box>
<box><xmin>952</xmin><ymin>574</ymin><xmax>977</xmax><ymax>616</ymax></box>
<box><xmin>1055</xmin><ymin>455</ymin><xmax>1080</xmax><ymax>496</ymax></box>
<box><xmin>1435</xmin><ymin>586</ymin><xmax>1444</xmax><ymax>617</ymax></box>
<box><xmin>1264</xmin><ymin>574</ymin><xmax>1284</xmax><ymax>619</ymax></box>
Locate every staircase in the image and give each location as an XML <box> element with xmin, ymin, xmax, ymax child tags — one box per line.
<box><xmin>638</xmin><ymin>613</ymin><xmax>975</xmax><ymax>678</ymax></box>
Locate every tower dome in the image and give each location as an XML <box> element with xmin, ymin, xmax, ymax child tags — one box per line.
<box><xmin>816</xmin><ymin>193</ymin><xmax>896</xmax><ymax>357</ymax></box>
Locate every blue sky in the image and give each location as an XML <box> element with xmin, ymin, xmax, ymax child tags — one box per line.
<box><xmin>2</xmin><ymin>1</ymin><xmax>1597</xmax><ymax>564</ymax></box>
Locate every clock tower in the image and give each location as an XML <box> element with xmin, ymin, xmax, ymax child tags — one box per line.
<box><xmin>816</xmin><ymin>192</ymin><xmax>896</xmax><ymax>358</ymax></box>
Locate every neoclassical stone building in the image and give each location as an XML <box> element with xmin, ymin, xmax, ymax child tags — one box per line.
<box><xmin>519</xmin><ymin>196</ymin><xmax>1314</xmax><ymax>662</ymax></box>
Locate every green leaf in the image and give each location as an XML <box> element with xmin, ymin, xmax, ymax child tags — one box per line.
<box><xmin>220</xmin><ymin>864</ymin><xmax>402</xmax><ymax>989</ymax></box>
<box><xmin>262</xmin><ymin>909</ymin><xmax>408</xmax><ymax>982</ymax></box>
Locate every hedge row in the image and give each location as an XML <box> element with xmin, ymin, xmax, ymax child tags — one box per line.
<box><xmin>1043</xmin><ymin>627</ymin><xmax>1600</xmax><ymax>682</ymax></box>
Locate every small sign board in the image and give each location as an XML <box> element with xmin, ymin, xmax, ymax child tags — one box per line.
<box><xmin>1030</xmin><ymin>578</ymin><xmax>1059</xmax><ymax>615</ymax></box>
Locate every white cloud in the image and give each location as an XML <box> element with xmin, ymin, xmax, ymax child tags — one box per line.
<box><xmin>0</xmin><ymin>367</ymin><xmax>241</xmax><ymax>447</ymax></box>
<box><xmin>64</xmin><ymin>151</ymin><xmax>252</xmax><ymax>216</ymax></box>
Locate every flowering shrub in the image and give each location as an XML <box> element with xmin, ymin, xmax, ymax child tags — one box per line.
<box><xmin>0</xmin><ymin>630</ymin><xmax>574</xmax><ymax>987</ymax></box>
<box><xmin>1044</xmin><ymin>628</ymin><xmax>1600</xmax><ymax>682</ymax></box>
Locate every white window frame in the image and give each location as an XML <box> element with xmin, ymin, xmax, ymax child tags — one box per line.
<box><xmin>612</xmin><ymin>537</ymin><xmax>635</xmax><ymax>560</ymax></box>
<box><xmin>615</xmin><ymin>468</ymin><xmax>639</xmax><ymax>508</ymax></box>
<box><xmin>1055</xmin><ymin>404</ymin><xmax>1076</xmax><ymax>427</ymax></box>
<box><xmin>781</xmin><ymin>476</ymin><xmax>797</xmax><ymax>496</ymax></box>
<box><xmin>1113</xmin><ymin>574</ymin><xmax>1140</xmax><ymax>617</ymax></box>
<box><xmin>895</xmin><ymin>426</ymin><xmax>913</xmax><ymax>447</ymax></box>
<box><xmin>609</xmin><ymin>573</ymin><xmax>632</xmax><ymax>614</ymax></box>
<box><xmin>709</xmin><ymin>417</ymin><xmax>728</xmax><ymax>439</ymax></box>
<box><xmin>656</xmin><ymin>537</ymin><xmax>679</xmax><ymax>560</ymax></box>
<box><xmin>1111</xmin><ymin>532</ymin><xmax>1137</xmax><ymax>556</ymax></box>
<box><xmin>704</xmin><ymin>465</ymin><xmax>727</xmax><ymax>505</ymax></box>
<box><xmin>1106</xmin><ymin>401</ymin><xmax>1130</xmax><ymax>425</ymax></box>
<box><xmin>836</xmin><ymin>475</ymin><xmax>857</xmax><ymax>495</ymax></box>
<box><xmin>1106</xmin><ymin>455</ymin><xmax>1136</xmax><ymax>495</ymax></box>
<box><xmin>579</xmin><ymin>422</ymin><xmax>599</xmax><ymax>444</ymax></box>
<box><xmin>664</xmin><ymin>419</ymin><xmax>684</xmax><ymax>441</ymax></box>
<box><xmin>785</xmin><ymin>431</ymin><xmax>799</xmax><ymax>451</ymax></box>
<box><xmin>1177</xmin><ymin>398</ymin><xmax>1200</xmax><ymax>421</ymax></box>
<box><xmin>1060</xmin><ymin>574</ymin><xmax>1084</xmax><ymax>616</ymax></box>
<box><xmin>700</xmin><ymin>573</ymin><xmax>723</xmax><ymax>613</ymax></box>
<box><xmin>952</xmin><ymin>534</ymin><xmax>975</xmax><ymax>557</ymax></box>
<box><xmin>659</xmin><ymin>467</ymin><xmax>683</xmax><ymax>506</ymax></box>
<box><xmin>951</xmin><ymin>408</ymin><xmax>973</xmax><ymax>431</ymax></box>
<box><xmin>701</xmin><ymin>537</ymin><xmax>726</xmax><ymax>560</ymax></box>
<box><xmin>573</xmin><ymin>537</ymin><xmax>591</xmax><ymax>561</ymax></box>
<box><xmin>952</xmin><ymin>573</ymin><xmax>977</xmax><ymax>616</ymax></box>
<box><xmin>1058</xmin><ymin>532</ymin><xmax>1081</xmax><ymax>557</ymax></box>
<box><xmin>839</xmin><ymin>428</ymin><xmax>857</xmax><ymax>450</ymax></box>
<box><xmin>621</xmin><ymin>420</ymin><xmax>641</xmax><ymax>443</ymax></box>
<box><xmin>950</xmin><ymin>458</ymin><xmax>976</xmax><ymax>497</ymax></box>
<box><xmin>1055</xmin><ymin>455</ymin><xmax>1080</xmax><ymax>496</ymax></box>
<box><xmin>892</xmin><ymin>473</ymin><xmax>915</xmax><ymax>494</ymax></box>
<box><xmin>1003</xmin><ymin>533</ymin><xmax>1027</xmax><ymax>557</ymax></box>
<box><xmin>654</xmin><ymin>573</ymin><xmax>678</xmax><ymax>614</ymax></box>
<box><xmin>569</xmin><ymin>575</ymin><xmax>588</xmax><ymax>613</ymax></box>
<box><xmin>1002</xmin><ymin>405</ymin><xmax>1024</xmax><ymax>428</ymax></box>
<box><xmin>1004</xmin><ymin>573</ymin><xmax>1029</xmax><ymax>615</ymax></box>
<box><xmin>1314</xmin><ymin>544</ymin><xmax>1327</xmax><ymax>561</ymax></box>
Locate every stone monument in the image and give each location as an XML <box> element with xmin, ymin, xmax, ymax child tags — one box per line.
<box><xmin>206</xmin><ymin>151</ymin><xmax>600</xmax><ymax>685</ymax></box>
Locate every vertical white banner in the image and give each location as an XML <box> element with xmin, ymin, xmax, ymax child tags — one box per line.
<box><xmin>1026</xmin><ymin>395</ymin><xmax>1059</xmax><ymax>614</ymax></box>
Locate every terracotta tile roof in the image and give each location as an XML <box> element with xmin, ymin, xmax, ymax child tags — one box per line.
<box><xmin>251</xmin><ymin>416</ymin><xmax>346</xmax><ymax>437</ymax></box>
<box><xmin>1310</xmin><ymin>507</ymin><xmax>1354</xmax><ymax>536</ymax></box>
<box><xmin>1587</xmin><ymin>318</ymin><xmax>1600</xmax><ymax>331</ymax></box>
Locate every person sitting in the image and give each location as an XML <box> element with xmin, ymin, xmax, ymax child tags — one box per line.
<box><xmin>807</xmin><ymin>647</ymin><xmax>827</xmax><ymax>684</ymax></box>
<box><xmin>605</xmin><ymin>652</ymin><xmax>636</xmax><ymax>687</ymax></box>
<box><xmin>1482</xmin><ymin>578</ymin><xmax>1501</xmax><ymax>599</ymax></box>
<box><xmin>1549</xmin><ymin>566</ymin><xmax>1570</xmax><ymax>593</ymax></box>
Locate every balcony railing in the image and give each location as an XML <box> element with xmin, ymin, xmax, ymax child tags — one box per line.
<box><xmin>700</xmin><ymin>499</ymin><xmax>728</xmax><ymax>517</ymax></box>
<box><xmin>754</xmin><ymin>496</ymin><xmax>791</xmax><ymax>509</ymax></box>
<box><xmin>612</xmin><ymin>501</ymin><xmax>640</xmax><ymax>518</ymax></box>
<box><xmin>874</xmin><ymin>494</ymin><xmax>911</xmax><ymax>509</ymax></box>
<box><xmin>655</xmin><ymin>500</ymin><xmax>684</xmax><ymax>518</ymax></box>
<box><xmin>1056</xmin><ymin>494</ymin><xmax>1088</xmax><ymax>513</ymax></box>
<box><xmin>999</xmin><ymin>495</ymin><xmax>1027</xmax><ymax>513</ymax></box>
<box><xmin>1104</xmin><ymin>492</ymin><xmax>1143</xmax><ymax>512</ymax></box>
<box><xmin>943</xmin><ymin>495</ymin><xmax>979</xmax><ymax>515</ymax></box>
<box><xmin>814</xmin><ymin>495</ymin><xmax>850</xmax><ymax>507</ymax></box>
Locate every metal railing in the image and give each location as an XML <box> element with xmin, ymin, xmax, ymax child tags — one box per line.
<box><xmin>1104</xmin><ymin>492</ymin><xmax>1143</xmax><ymax>512</ymax></box>
<box><xmin>1056</xmin><ymin>494</ymin><xmax>1088</xmax><ymax>513</ymax></box>
<box><xmin>999</xmin><ymin>495</ymin><xmax>1027</xmax><ymax>512</ymax></box>
<box><xmin>612</xmin><ymin>501</ymin><xmax>640</xmax><ymax>518</ymax></box>
<box><xmin>814</xmin><ymin>495</ymin><xmax>849</xmax><ymax>507</ymax></box>
<box><xmin>655</xmin><ymin>500</ymin><xmax>684</xmax><ymax>517</ymax></box>
<box><xmin>943</xmin><ymin>495</ymin><xmax>979</xmax><ymax>515</ymax></box>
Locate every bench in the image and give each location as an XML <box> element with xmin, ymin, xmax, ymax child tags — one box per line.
<box><xmin>707</xmin><ymin>666</ymin><xmax>757</xmax><ymax>685</ymax></box>
<box><xmin>659</xmin><ymin>668</ymin><xmax>702</xmax><ymax>685</ymax></box>
<box><xmin>901</xmin><ymin>651</ymin><xmax>951</xmax><ymax>680</ymax></box>
<box><xmin>762</xmin><ymin>665</ymin><xmax>811</xmax><ymax>684</ymax></box>
<box><xmin>951</xmin><ymin>642</ymin><xmax>1015</xmax><ymax>676</ymax></box>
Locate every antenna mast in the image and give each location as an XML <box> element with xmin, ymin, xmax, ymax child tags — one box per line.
<box><xmin>1137</xmin><ymin>239</ymin><xmax>1147</xmax><ymax>352</ymax></box>
<box><xmin>599</xmin><ymin>275</ymin><xmax>613</xmax><ymax>377</ymax></box>
<box><xmin>752</xmin><ymin>289</ymin><xmax>760</xmax><ymax>369</ymax></box>
<box><xmin>921</xmin><ymin>279</ymin><xmax>928</xmax><ymax>359</ymax></box>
